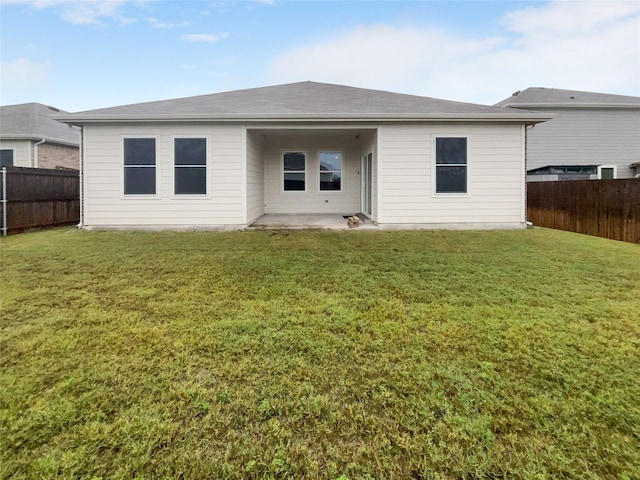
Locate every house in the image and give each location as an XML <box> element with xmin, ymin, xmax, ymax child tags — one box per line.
<box><xmin>495</xmin><ymin>88</ymin><xmax>640</xmax><ymax>181</ymax></box>
<box><xmin>0</xmin><ymin>103</ymin><xmax>81</xmax><ymax>169</ymax></box>
<box><xmin>56</xmin><ymin>81</ymin><xmax>550</xmax><ymax>230</ymax></box>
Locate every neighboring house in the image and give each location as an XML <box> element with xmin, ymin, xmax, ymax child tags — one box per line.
<box><xmin>495</xmin><ymin>87</ymin><xmax>640</xmax><ymax>181</ymax></box>
<box><xmin>0</xmin><ymin>103</ymin><xmax>80</xmax><ymax>169</ymax></box>
<box><xmin>57</xmin><ymin>81</ymin><xmax>549</xmax><ymax>230</ymax></box>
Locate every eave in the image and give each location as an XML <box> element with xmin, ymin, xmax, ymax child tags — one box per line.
<box><xmin>0</xmin><ymin>134</ymin><xmax>80</xmax><ymax>147</ymax></box>
<box><xmin>55</xmin><ymin>112</ymin><xmax>553</xmax><ymax>125</ymax></box>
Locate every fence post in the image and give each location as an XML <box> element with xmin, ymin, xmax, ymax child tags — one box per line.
<box><xmin>1</xmin><ymin>167</ymin><xmax>7</xmax><ymax>236</ymax></box>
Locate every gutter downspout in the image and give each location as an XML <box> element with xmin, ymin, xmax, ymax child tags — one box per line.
<box><xmin>525</xmin><ymin>124</ymin><xmax>534</xmax><ymax>227</ymax></box>
<box><xmin>77</xmin><ymin>126</ymin><xmax>84</xmax><ymax>229</ymax></box>
<box><xmin>34</xmin><ymin>138</ymin><xmax>46</xmax><ymax>168</ymax></box>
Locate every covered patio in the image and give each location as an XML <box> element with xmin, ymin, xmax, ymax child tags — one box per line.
<box><xmin>249</xmin><ymin>213</ymin><xmax>377</xmax><ymax>230</ymax></box>
<box><xmin>245</xmin><ymin>127</ymin><xmax>378</xmax><ymax>225</ymax></box>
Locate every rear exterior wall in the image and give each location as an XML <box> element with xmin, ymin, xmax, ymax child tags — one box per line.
<box><xmin>81</xmin><ymin>121</ymin><xmax>527</xmax><ymax>228</ymax></box>
<box><xmin>246</xmin><ymin>130</ymin><xmax>265</xmax><ymax>223</ymax></box>
<box><xmin>82</xmin><ymin>123</ymin><xmax>244</xmax><ymax>228</ymax></box>
<box><xmin>377</xmin><ymin>123</ymin><xmax>526</xmax><ymax>226</ymax></box>
<box><xmin>262</xmin><ymin>133</ymin><xmax>364</xmax><ymax>215</ymax></box>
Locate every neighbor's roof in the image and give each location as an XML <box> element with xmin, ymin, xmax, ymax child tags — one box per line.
<box><xmin>528</xmin><ymin>165</ymin><xmax>601</xmax><ymax>174</ymax></box>
<box><xmin>56</xmin><ymin>81</ymin><xmax>551</xmax><ymax>124</ymax></box>
<box><xmin>495</xmin><ymin>87</ymin><xmax>640</xmax><ymax>109</ymax></box>
<box><xmin>0</xmin><ymin>103</ymin><xmax>80</xmax><ymax>146</ymax></box>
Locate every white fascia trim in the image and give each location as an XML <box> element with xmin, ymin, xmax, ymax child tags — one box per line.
<box><xmin>55</xmin><ymin>113</ymin><xmax>553</xmax><ymax>124</ymax></box>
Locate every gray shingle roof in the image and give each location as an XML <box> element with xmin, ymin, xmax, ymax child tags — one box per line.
<box><xmin>58</xmin><ymin>82</ymin><xmax>550</xmax><ymax>123</ymax></box>
<box><xmin>0</xmin><ymin>103</ymin><xmax>80</xmax><ymax>146</ymax></box>
<box><xmin>495</xmin><ymin>87</ymin><xmax>640</xmax><ymax>108</ymax></box>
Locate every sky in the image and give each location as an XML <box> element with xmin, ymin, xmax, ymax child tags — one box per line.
<box><xmin>1</xmin><ymin>0</ymin><xmax>639</xmax><ymax>112</ymax></box>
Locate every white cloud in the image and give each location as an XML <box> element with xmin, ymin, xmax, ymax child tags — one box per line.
<box><xmin>149</xmin><ymin>17</ymin><xmax>189</xmax><ymax>29</ymax></box>
<box><xmin>1</xmin><ymin>0</ymin><xmax>141</xmax><ymax>25</ymax></box>
<box><xmin>181</xmin><ymin>32</ymin><xmax>229</xmax><ymax>43</ymax></box>
<box><xmin>0</xmin><ymin>58</ymin><xmax>52</xmax><ymax>103</ymax></box>
<box><xmin>268</xmin><ymin>0</ymin><xmax>640</xmax><ymax>104</ymax></box>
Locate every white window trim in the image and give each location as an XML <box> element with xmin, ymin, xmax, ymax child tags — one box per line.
<box><xmin>431</xmin><ymin>134</ymin><xmax>470</xmax><ymax>198</ymax></box>
<box><xmin>318</xmin><ymin>149</ymin><xmax>344</xmax><ymax>193</ymax></box>
<box><xmin>597</xmin><ymin>165</ymin><xmax>617</xmax><ymax>180</ymax></box>
<box><xmin>281</xmin><ymin>149</ymin><xmax>308</xmax><ymax>193</ymax></box>
<box><xmin>171</xmin><ymin>136</ymin><xmax>210</xmax><ymax>198</ymax></box>
<box><xmin>121</xmin><ymin>135</ymin><xmax>160</xmax><ymax>199</ymax></box>
<box><xmin>0</xmin><ymin>148</ymin><xmax>14</xmax><ymax>167</ymax></box>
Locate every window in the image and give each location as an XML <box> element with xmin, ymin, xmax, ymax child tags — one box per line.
<box><xmin>435</xmin><ymin>137</ymin><xmax>467</xmax><ymax>194</ymax></box>
<box><xmin>1</xmin><ymin>149</ymin><xmax>14</xmax><ymax>167</ymax></box>
<box><xmin>598</xmin><ymin>165</ymin><xmax>616</xmax><ymax>180</ymax></box>
<box><xmin>319</xmin><ymin>151</ymin><xmax>342</xmax><ymax>191</ymax></box>
<box><xmin>175</xmin><ymin>138</ymin><xmax>207</xmax><ymax>195</ymax></box>
<box><xmin>283</xmin><ymin>152</ymin><xmax>306</xmax><ymax>191</ymax></box>
<box><xmin>124</xmin><ymin>138</ymin><xmax>156</xmax><ymax>195</ymax></box>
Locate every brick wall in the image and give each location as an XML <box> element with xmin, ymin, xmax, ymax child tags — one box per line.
<box><xmin>37</xmin><ymin>143</ymin><xmax>79</xmax><ymax>170</ymax></box>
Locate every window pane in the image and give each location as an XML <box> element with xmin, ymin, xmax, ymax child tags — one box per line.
<box><xmin>319</xmin><ymin>152</ymin><xmax>342</xmax><ymax>171</ymax></box>
<box><xmin>124</xmin><ymin>138</ymin><xmax>155</xmax><ymax>165</ymax></box>
<box><xmin>0</xmin><ymin>150</ymin><xmax>13</xmax><ymax>167</ymax></box>
<box><xmin>600</xmin><ymin>168</ymin><xmax>614</xmax><ymax>179</ymax></box>
<box><xmin>175</xmin><ymin>138</ymin><xmax>206</xmax><ymax>166</ymax></box>
<box><xmin>436</xmin><ymin>166</ymin><xmax>467</xmax><ymax>193</ymax></box>
<box><xmin>320</xmin><ymin>172</ymin><xmax>341</xmax><ymax>191</ymax></box>
<box><xmin>284</xmin><ymin>173</ymin><xmax>305</xmax><ymax>191</ymax></box>
<box><xmin>175</xmin><ymin>167</ymin><xmax>206</xmax><ymax>194</ymax></box>
<box><xmin>436</xmin><ymin>137</ymin><xmax>467</xmax><ymax>165</ymax></box>
<box><xmin>125</xmin><ymin>167</ymin><xmax>156</xmax><ymax>194</ymax></box>
<box><xmin>284</xmin><ymin>152</ymin><xmax>305</xmax><ymax>171</ymax></box>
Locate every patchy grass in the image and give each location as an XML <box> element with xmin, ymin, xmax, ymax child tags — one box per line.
<box><xmin>1</xmin><ymin>227</ymin><xmax>639</xmax><ymax>479</ymax></box>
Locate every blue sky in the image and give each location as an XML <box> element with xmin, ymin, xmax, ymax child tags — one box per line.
<box><xmin>1</xmin><ymin>0</ymin><xmax>639</xmax><ymax>112</ymax></box>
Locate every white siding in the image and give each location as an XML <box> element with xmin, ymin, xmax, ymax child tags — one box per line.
<box><xmin>525</xmin><ymin>108</ymin><xmax>640</xmax><ymax>178</ymax></box>
<box><xmin>82</xmin><ymin>122</ymin><xmax>527</xmax><ymax>229</ymax></box>
<box><xmin>263</xmin><ymin>133</ymin><xmax>363</xmax><ymax>214</ymax></box>
<box><xmin>246</xmin><ymin>130</ymin><xmax>265</xmax><ymax>223</ymax></box>
<box><xmin>83</xmin><ymin>124</ymin><xmax>244</xmax><ymax>227</ymax></box>
<box><xmin>0</xmin><ymin>139</ymin><xmax>32</xmax><ymax>167</ymax></box>
<box><xmin>378</xmin><ymin>123</ymin><xmax>525</xmax><ymax>226</ymax></box>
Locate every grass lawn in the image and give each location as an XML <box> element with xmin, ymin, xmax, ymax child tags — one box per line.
<box><xmin>1</xmin><ymin>227</ymin><xmax>639</xmax><ymax>479</ymax></box>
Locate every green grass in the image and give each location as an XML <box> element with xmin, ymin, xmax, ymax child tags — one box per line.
<box><xmin>1</xmin><ymin>227</ymin><xmax>639</xmax><ymax>479</ymax></box>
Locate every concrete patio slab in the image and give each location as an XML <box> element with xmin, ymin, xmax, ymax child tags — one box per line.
<box><xmin>249</xmin><ymin>214</ymin><xmax>377</xmax><ymax>230</ymax></box>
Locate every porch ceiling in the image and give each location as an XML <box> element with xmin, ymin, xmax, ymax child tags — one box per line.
<box><xmin>247</xmin><ymin>127</ymin><xmax>376</xmax><ymax>138</ymax></box>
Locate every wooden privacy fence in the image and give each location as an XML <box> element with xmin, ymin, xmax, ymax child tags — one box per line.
<box><xmin>1</xmin><ymin>167</ymin><xmax>79</xmax><ymax>235</ymax></box>
<box><xmin>527</xmin><ymin>179</ymin><xmax>640</xmax><ymax>243</ymax></box>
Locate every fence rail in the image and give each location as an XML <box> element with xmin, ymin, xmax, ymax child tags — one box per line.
<box><xmin>1</xmin><ymin>166</ymin><xmax>79</xmax><ymax>235</ymax></box>
<box><xmin>527</xmin><ymin>179</ymin><xmax>640</xmax><ymax>243</ymax></box>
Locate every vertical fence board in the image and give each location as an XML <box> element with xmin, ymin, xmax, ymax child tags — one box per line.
<box><xmin>1</xmin><ymin>167</ymin><xmax>79</xmax><ymax>234</ymax></box>
<box><xmin>527</xmin><ymin>179</ymin><xmax>640</xmax><ymax>243</ymax></box>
